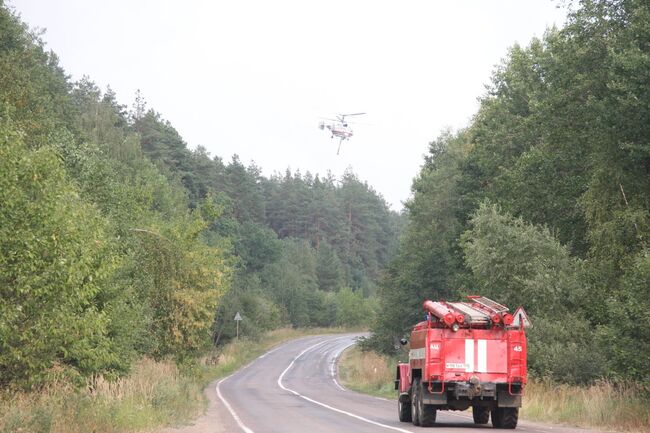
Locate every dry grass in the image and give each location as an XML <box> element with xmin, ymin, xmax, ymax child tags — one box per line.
<box><xmin>0</xmin><ymin>327</ymin><xmax>353</xmax><ymax>433</ymax></box>
<box><xmin>0</xmin><ymin>358</ymin><xmax>206</xmax><ymax>433</ymax></box>
<box><xmin>522</xmin><ymin>379</ymin><xmax>650</xmax><ymax>433</ymax></box>
<box><xmin>338</xmin><ymin>345</ymin><xmax>395</xmax><ymax>399</ymax></box>
<box><xmin>339</xmin><ymin>346</ymin><xmax>650</xmax><ymax>433</ymax></box>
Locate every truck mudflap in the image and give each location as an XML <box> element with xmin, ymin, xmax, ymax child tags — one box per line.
<box><xmin>395</xmin><ymin>363</ymin><xmax>411</xmax><ymax>393</ymax></box>
<box><xmin>497</xmin><ymin>390</ymin><xmax>522</xmax><ymax>408</ymax></box>
<box><xmin>421</xmin><ymin>382</ymin><xmax>447</xmax><ymax>405</ymax></box>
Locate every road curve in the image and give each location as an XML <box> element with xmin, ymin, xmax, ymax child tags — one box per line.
<box><xmin>212</xmin><ymin>333</ymin><xmax>604</xmax><ymax>433</ymax></box>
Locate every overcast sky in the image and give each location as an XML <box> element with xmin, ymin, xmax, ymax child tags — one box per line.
<box><xmin>11</xmin><ymin>0</ymin><xmax>567</xmax><ymax>210</ymax></box>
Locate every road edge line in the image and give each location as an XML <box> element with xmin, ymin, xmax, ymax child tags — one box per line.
<box><xmin>278</xmin><ymin>337</ymin><xmax>413</xmax><ymax>433</ymax></box>
<box><xmin>215</xmin><ymin>335</ymin><xmax>326</xmax><ymax>433</ymax></box>
<box><xmin>331</xmin><ymin>340</ymin><xmax>355</xmax><ymax>391</ymax></box>
<box><xmin>216</xmin><ymin>375</ymin><xmax>255</xmax><ymax>433</ymax></box>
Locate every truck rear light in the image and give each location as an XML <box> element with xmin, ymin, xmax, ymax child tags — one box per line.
<box><xmin>455</xmin><ymin>314</ymin><xmax>465</xmax><ymax>324</ymax></box>
<box><xmin>491</xmin><ymin>314</ymin><xmax>501</xmax><ymax>324</ymax></box>
<box><xmin>503</xmin><ymin>313</ymin><xmax>513</xmax><ymax>325</ymax></box>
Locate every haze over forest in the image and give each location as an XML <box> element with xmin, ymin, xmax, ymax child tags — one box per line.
<box><xmin>11</xmin><ymin>0</ymin><xmax>567</xmax><ymax>210</ymax></box>
<box><xmin>0</xmin><ymin>0</ymin><xmax>649</xmax><ymax>431</ymax></box>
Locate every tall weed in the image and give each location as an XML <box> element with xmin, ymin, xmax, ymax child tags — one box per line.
<box><xmin>0</xmin><ymin>327</ymin><xmax>350</xmax><ymax>433</ymax></box>
<box><xmin>522</xmin><ymin>379</ymin><xmax>650</xmax><ymax>432</ymax></box>
<box><xmin>338</xmin><ymin>346</ymin><xmax>395</xmax><ymax>399</ymax></box>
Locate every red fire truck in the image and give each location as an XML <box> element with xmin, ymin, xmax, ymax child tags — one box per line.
<box><xmin>395</xmin><ymin>296</ymin><xmax>528</xmax><ymax>428</ymax></box>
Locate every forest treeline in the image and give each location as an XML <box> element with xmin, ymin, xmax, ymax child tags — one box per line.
<box><xmin>369</xmin><ymin>0</ymin><xmax>650</xmax><ymax>386</ymax></box>
<box><xmin>0</xmin><ymin>2</ymin><xmax>400</xmax><ymax>388</ymax></box>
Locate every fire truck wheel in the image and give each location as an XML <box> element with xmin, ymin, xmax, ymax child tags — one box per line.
<box><xmin>417</xmin><ymin>381</ymin><xmax>437</xmax><ymax>427</ymax></box>
<box><xmin>473</xmin><ymin>406</ymin><xmax>490</xmax><ymax>424</ymax></box>
<box><xmin>411</xmin><ymin>378</ymin><xmax>421</xmax><ymax>426</ymax></box>
<box><xmin>500</xmin><ymin>408</ymin><xmax>518</xmax><ymax>429</ymax></box>
<box><xmin>491</xmin><ymin>407</ymin><xmax>518</xmax><ymax>429</ymax></box>
<box><xmin>491</xmin><ymin>409</ymin><xmax>502</xmax><ymax>428</ymax></box>
<box><xmin>398</xmin><ymin>395</ymin><xmax>412</xmax><ymax>422</ymax></box>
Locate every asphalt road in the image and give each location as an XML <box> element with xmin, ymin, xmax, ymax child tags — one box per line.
<box><xmin>214</xmin><ymin>333</ymin><xmax>603</xmax><ymax>433</ymax></box>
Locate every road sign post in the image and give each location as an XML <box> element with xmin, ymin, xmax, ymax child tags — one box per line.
<box><xmin>234</xmin><ymin>312</ymin><xmax>242</xmax><ymax>340</ymax></box>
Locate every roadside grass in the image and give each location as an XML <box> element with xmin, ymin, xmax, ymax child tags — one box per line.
<box><xmin>0</xmin><ymin>327</ymin><xmax>354</xmax><ymax>433</ymax></box>
<box><xmin>338</xmin><ymin>345</ymin><xmax>650</xmax><ymax>433</ymax></box>
<box><xmin>338</xmin><ymin>345</ymin><xmax>396</xmax><ymax>399</ymax></box>
<box><xmin>522</xmin><ymin>380</ymin><xmax>650</xmax><ymax>433</ymax></box>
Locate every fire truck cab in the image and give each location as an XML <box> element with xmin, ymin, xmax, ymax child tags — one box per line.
<box><xmin>395</xmin><ymin>296</ymin><xmax>528</xmax><ymax>429</ymax></box>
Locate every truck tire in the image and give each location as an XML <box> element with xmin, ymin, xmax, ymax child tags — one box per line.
<box><xmin>411</xmin><ymin>378</ymin><xmax>420</xmax><ymax>426</ymax></box>
<box><xmin>500</xmin><ymin>408</ymin><xmax>518</xmax><ymax>429</ymax></box>
<box><xmin>398</xmin><ymin>393</ymin><xmax>412</xmax><ymax>422</ymax></box>
<box><xmin>492</xmin><ymin>407</ymin><xmax>518</xmax><ymax>429</ymax></box>
<box><xmin>417</xmin><ymin>381</ymin><xmax>437</xmax><ymax>427</ymax></box>
<box><xmin>473</xmin><ymin>406</ymin><xmax>490</xmax><ymax>424</ymax></box>
<box><xmin>491</xmin><ymin>409</ymin><xmax>502</xmax><ymax>428</ymax></box>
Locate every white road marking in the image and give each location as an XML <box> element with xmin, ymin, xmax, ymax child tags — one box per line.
<box><xmin>373</xmin><ymin>396</ymin><xmax>392</xmax><ymax>401</ymax></box>
<box><xmin>330</xmin><ymin>340</ymin><xmax>356</xmax><ymax>391</ymax></box>
<box><xmin>328</xmin><ymin>340</ymin><xmax>391</xmax><ymax>402</ymax></box>
<box><xmin>213</xmin><ymin>334</ymin><xmax>552</xmax><ymax>433</ymax></box>
<box><xmin>257</xmin><ymin>346</ymin><xmax>281</xmax><ymax>359</ymax></box>
<box><xmin>216</xmin><ymin>336</ymin><xmax>327</xmax><ymax>433</ymax></box>
<box><xmin>216</xmin><ymin>375</ymin><xmax>255</xmax><ymax>433</ymax></box>
<box><xmin>332</xmin><ymin>370</ymin><xmax>346</xmax><ymax>391</ymax></box>
<box><xmin>278</xmin><ymin>338</ymin><xmax>414</xmax><ymax>433</ymax></box>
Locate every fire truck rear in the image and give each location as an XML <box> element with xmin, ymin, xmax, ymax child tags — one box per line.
<box><xmin>395</xmin><ymin>296</ymin><xmax>528</xmax><ymax>428</ymax></box>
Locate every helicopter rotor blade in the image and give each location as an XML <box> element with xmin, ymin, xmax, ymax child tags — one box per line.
<box><xmin>343</xmin><ymin>120</ymin><xmax>371</xmax><ymax>126</ymax></box>
<box><xmin>338</xmin><ymin>112</ymin><xmax>366</xmax><ymax>122</ymax></box>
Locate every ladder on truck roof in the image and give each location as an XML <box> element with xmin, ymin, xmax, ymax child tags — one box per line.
<box><xmin>467</xmin><ymin>295</ymin><xmax>509</xmax><ymax>314</ymax></box>
<box><xmin>447</xmin><ymin>302</ymin><xmax>491</xmax><ymax>326</ymax></box>
<box><xmin>424</xmin><ymin>296</ymin><xmax>515</xmax><ymax>328</ymax></box>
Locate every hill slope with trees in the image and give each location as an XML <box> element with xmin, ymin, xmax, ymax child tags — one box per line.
<box><xmin>370</xmin><ymin>0</ymin><xmax>650</xmax><ymax>386</ymax></box>
<box><xmin>0</xmin><ymin>2</ymin><xmax>401</xmax><ymax>389</ymax></box>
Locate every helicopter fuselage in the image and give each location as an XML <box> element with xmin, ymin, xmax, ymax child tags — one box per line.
<box><xmin>318</xmin><ymin>113</ymin><xmax>365</xmax><ymax>155</ymax></box>
<box><xmin>326</xmin><ymin>123</ymin><xmax>353</xmax><ymax>140</ymax></box>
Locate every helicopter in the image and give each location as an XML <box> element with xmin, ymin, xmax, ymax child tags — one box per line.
<box><xmin>318</xmin><ymin>112</ymin><xmax>366</xmax><ymax>155</ymax></box>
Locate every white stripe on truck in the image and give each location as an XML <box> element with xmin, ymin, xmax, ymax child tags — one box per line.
<box><xmin>477</xmin><ymin>339</ymin><xmax>487</xmax><ymax>373</ymax></box>
<box><xmin>465</xmin><ymin>339</ymin><xmax>474</xmax><ymax>372</ymax></box>
<box><xmin>409</xmin><ymin>348</ymin><xmax>426</xmax><ymax>360</ymax></box>
<box><xmin>414</xmin><ymin>339</ymin><xmax>490</xmax><ymax>373</ymax></box>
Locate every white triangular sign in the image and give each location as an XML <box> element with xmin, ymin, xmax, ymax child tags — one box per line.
<box><xmin>234</xmin><ymin>312</ymin><xmax>242</xmax><ymax>321</ymax></box>
<box><xmin>512</xmin><ymin>307</ymin><xmax>532</xmax><ymax>328</ymax></box>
